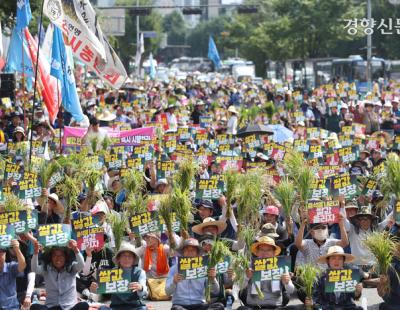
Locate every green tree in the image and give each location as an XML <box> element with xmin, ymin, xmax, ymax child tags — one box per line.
<box><xmin>162</xmin><ymin>11</ymin><xmax>186</xmax><ymax>46</ymax></box>
<box><xmin>112</xmin><ymin>0</ymin><xmax>162</xmax><ymax>72</ymax></box>
<box><xmin>186</xmin><ymin>15</ymin><xmax>231</xmax><ymax>58</ymax></box>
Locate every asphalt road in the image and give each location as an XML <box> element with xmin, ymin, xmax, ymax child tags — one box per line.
<box><xmin>145</xmin><ymin>287</ymin><xmax>383</xmax><ymax>309</ymax></box>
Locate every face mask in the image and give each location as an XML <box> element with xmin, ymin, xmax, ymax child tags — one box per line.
<box><xmin>313</xmin><ymin>228</ymin><xmax>328</xmax><ymax>241</ymax></box>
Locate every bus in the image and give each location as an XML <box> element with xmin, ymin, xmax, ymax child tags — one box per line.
<box><xmin>386</xmin><ymin>60</ymin><xmax>400</xmax><ymax>81</ymax></box>
<box><xmin>331</xmin><ymin>55</ymin><xmax>386</xmax><ymax>93</ymax></box>
<box><xmin>265</xmin><ymin>58</ymin><xmax>334</xmax><ymax>89</ymax></box>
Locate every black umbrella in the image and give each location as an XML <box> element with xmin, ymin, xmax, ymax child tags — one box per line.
<box><xmin>236</xmin><ymin>123</ymin><xmax>274</xmax><ymax>137</ymax></box>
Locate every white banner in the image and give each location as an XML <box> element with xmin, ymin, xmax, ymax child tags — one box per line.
<box><xmin>43</xmin><ymin>0</ymin><xmax>127</xmax><ymax>89</ymax></box>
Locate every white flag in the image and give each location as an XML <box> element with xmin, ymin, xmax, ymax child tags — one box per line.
<box><xmin>43</xmin><ymin>0</ymin><xmax>127</xmax><ymax>88</ymax></box>
<box><xmin>135</xmin><ymin>32</ymin><xmax>144</xmax><ymax>75</ymax></box>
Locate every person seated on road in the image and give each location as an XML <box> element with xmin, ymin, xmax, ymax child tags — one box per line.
<box><xmin>91</xmin><ymin>241</ymin><xmax>147</xmax><ymax>310</ymax></box>
<box><xmin>165</xmin><ymin>238</ymin><xmax>224</xmax><ymax>310</ymax></box>
<box><xmin>238</xmin><ymin>236</ymin><xmax>294</xmax><ymax>310</ymax></box>
<box><xmin>0</xmin><ymin>239</ymin><xmax>26</xmax><ymax>310</ymax></box>
<box><xmin>31</xmin><ymin>239</ymin><xmax>88</xmax><ymax>310</ymax></box>
<box><xmin>305</xmin><ymin>246</ymin><xmax>363</xmax><ymax>310</ymax></box>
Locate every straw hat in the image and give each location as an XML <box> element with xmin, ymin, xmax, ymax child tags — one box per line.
<box><xmin>191</xmin><ymin>217</ymin><xmax>227</xmax><ymax>235</ymax></box>
<box><xmin>177</xmin><ymin>238</ymin><xmax>203</xmax><ymax>255</ymax></box>
<box><xmin>227</xmin><ymin>105</ymin><xmax>239</xmax><ymax>114</ymax></box>
<box><xmin>13</xmin><ymin>126</ymin><xmax>25</xmax><ymax>136</ymax></box>
<box><xmin>317</xmin><ymin>245</ymin><xmax>355</xmax><ymax>264</ymax></box>
<box><xmin>97</xmin><ymin>110</ymin><xmax>116</xmax><ymax>122</ymax></box>
<box><xmin>47</xmin><ymin>193</ymin><xmax>64</xmax><ymax>214</ymax></box>
<box><xmin>112</xmin><ymin>241</ymin><xmax>139</xmax><ymax>264</ymax></box>
<box><xmin>251</xmin><ymin>236</ymin><xmax>281</xmax><ymax>256</ymax></box>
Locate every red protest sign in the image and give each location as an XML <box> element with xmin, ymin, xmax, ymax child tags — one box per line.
<box><xmin>307</xmin><ymin>200</ymin><xmax>340</xmax><ymax>224</ymax></box>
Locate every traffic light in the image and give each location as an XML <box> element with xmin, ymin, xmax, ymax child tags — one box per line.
<box><xmin>182</xmin><ymin>7</ymin><xmax>202</xmax><ymax>15</ymax></box>
<box><xmin>129</xmin><ymin>7</ymin><xmax>151</xmax><ymax>15</ymax></box>
<box><xmin>237</xmin><ymin>6</ymin><xmax>258</xmax><ymax>14</ymax></box>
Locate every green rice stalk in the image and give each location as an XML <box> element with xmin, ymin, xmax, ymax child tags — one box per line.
<box><xmin>263</xmin><ymin>101</ymin><xmax>276</xmax><ymax>121</ymax></box>
<box><xmin>296</xmin><ymin>264</ymin><xmax>322</xmax><ymax>310</ymax></box>
<box><xmin>206</xmin><ymin>240</ymin><xmax>232</xmax><ymax>302</ymax></box>
<box><xmin>363</xmin><ymin>231</ymin><xmax>397</xmax><ymax>295</ymax></box>
<box><xmin>84</xmin><ymin>168</ymin><xmax>103</xmax><ymax>207</ymax></box>
<box><xmin>101</xmin><ymin>135</ymin><xmax>112</xmax><ymax>153</ymax></box>
<box><xmin>283</xmin><ymin>150</ymin><xmax>305</xmax><ymax>182</ymax></box>
<box><xmin>380</xmin><ymin>153</ymin><xmax>400</xmax><ymax>200</ymax></box>
<box><xmin>122</xmin><ymin>168</ymin><xmax>145</xmax><ymax>197</ymax></box>
<box><xmin>158</xmin><ymin>195</ymin><xmax>176</xmax><ymax>249</ymax></box>
<box><xmin>174</xmin><ymin>159</ymin><xmax>197</xmax><ymax>192</ymax></box>
<box><xmin>273</xmin><ymin>179</ymin><xmax>296</xmax><ymax>236</ymax></box>
<box><xmin>170</xmin><ymin>187</ymin><xmax>192</xmax><ymax>239</ymax></box>
<box><xmin>235</xmin><ymin>169</ymin><xmax>265</xmax><ymax>230</ymax></box>
<box><xmin>56</xmin><ymin>175</ymin><xmax>81</xmax><ymax>224</ymax></box>
<box><xmin>89</xmin><ymin>134</ymin><xmax>100</xmax><ymax>154</ymax></box>
<box><xmin>223</xmin><ymin>169</ymin><xmax>239</xmax><ymax>219</ymax></box>
<box><xmin>3</xmin><ymin>193</ymin><xmax>25</xmax><ymax>212</ymax></box>
<box><xmin>247</xmin><ymin>105</ymin><xmax>261</xmax><ymax>122</ymax></box>
<box><xmin>38</xmin><ymin>160</ymin><xmax>61</xmax><ymax>207</ymax></box>
<box><xmin>123</xmin><ymin>192</ymin><xmax>148</xmax><ymax>216</ymax></box>
<box><xmin>108</xmin><ymin>211</ymin><xmax>128</xmax><ymax>251</ymax></box>
<box><xmin>238</xmin><ymin>226</ymin><xmax>257</xmax><ymax>256</ymax></box>
<box><xmin>232</xmin><ymin>252</ymin><xmax>250</xmax><ymax>289</ymax></box>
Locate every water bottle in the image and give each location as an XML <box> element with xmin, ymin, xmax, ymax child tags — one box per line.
<box><xmin>226</xmin><ymin>295</ymin><xmax>233</xmax><ymax>310</ymax></box>
<box><xmin>32</xmin><ymin>295</ymin><xmax>40</xmax><ymax>304</ymax></box>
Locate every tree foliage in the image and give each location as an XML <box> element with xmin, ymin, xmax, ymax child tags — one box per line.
<box><xmin>162</xmin><ymin>11</ymin><xmax>186</xmax><ymax>46</ymax></box>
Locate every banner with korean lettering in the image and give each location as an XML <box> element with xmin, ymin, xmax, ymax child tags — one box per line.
<box><xmin>76</xmin><ymin>226</ymin><xmax>104</xmax><ymax>251</ymax></box>
<box><xmin>38</xmin><ymin>224</ymin><xmax>71</xmax><ymax>247</ymax></box>
<box><xmin>0</xmin><ymin>210</ymin><xmax>38</xmax><ymax>234</ymax></box>
<box><xmin>178</xmin><ymin>256</ymin><xmax>208</xmax><ymax>279</ymax></box>
<box><xmin>330</xmin><ymin>174</ymin><xmax>358</xmax><ymax>199</ymax></box>
<box><xmin>62</xmin><ymin>126</ymin><xmax>156</xmax><ymax>150</ymax></box>
<box><xmin>97</xmin><ymin>268</ymin><xmax>131</xmax><ymax>294</ymax></box>
<box><xmin>307</xmin><ymin>200</ymin><xmax>340</xmax><ymax>224</ymax></box>
<box><xmin>195</xmin><ymin>176</ymin><xmax>225</xmax><ymax>200</ymax></box>
<box><xmin>129</xmin><ymin>212</ymin><xmax>159</xmax><ymax>236</ymax></box>
<box><xmin>325</xmin><ymin>269</ymin><xmax>360</xmax><ymax>293</ymax></box>
<box><xmin>252</xmin><ymin>256</ymin><xmax>291</xmax><ymax>282</ymax></box>
<box><xmin>43</xmin><ymin>0</ymin><xmax>127</xmax><ymax>88</ymax></box>
<box><xmin>0</xmin><ymin>225</ymin><xmax>15</xmax><ymax>249</ymax></box>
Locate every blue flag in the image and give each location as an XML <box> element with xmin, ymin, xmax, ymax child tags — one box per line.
<box><xmin>51</xmin><ymin>26</ymin><xmax>84</xmax><ymax>122</ymax></box>
<box><xmin>16</xmin><ymin>0</ymin><xmax>32</xmax><ymax>30</ymax></box>
<box><xmin>208</xmin><ymin>36</ymin><xmax>221</xmax><ymax>70</ymax></box>
<box><xmin>5</xmin><ymin>28</ymin><xmax>33</xmax><ymax>90</ymax></box>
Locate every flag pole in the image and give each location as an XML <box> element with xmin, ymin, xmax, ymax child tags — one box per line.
<box><xmin>28</xmin><ymin>0</ymin><xmax>45</xmax><ymax>167</ymax></box>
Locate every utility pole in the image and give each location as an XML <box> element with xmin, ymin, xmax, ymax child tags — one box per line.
<box><xmin>136</xmin><ymin>0</ymin><xmax>140</xmax><ymax>76</ymax></box>
<box><xmin>367</xmin><ymin>0</ymin><xmax>372</xmax><ymax>91</ymax></box>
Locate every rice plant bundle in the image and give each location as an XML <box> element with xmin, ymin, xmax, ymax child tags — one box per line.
<box><xmin>238</xmin><ymin>226</ymin><xmax>257</xmax><ymax>255</ymax></box>
<box><xmin>295</xmin><ymin>165</ymin><xmax>315</xmax><ymax>211</ymax></box>
<box><xmin>206</xmin><ymin>240</ymin><xmax>232</xmax><ymax>301</ymax></box>
<box><xmin>247</xmin><ymin>105</ymin><xmax>261</xmax><ymax>122</ymax></box>
<box><xmin>88</xmin><ymin>134</ymin><xmax>100</xmax><ymax>154</ymax></box>
<box><xmin>170</xmin><ymin>187</ymin><xmax>192</xmax><ymax>239</ymax></box>
<box><xmin>363</xmin><ymin>231</ymin><xmax>397</xmax><ymax>294</ymax></box>
<box><xmin>84</xmin><ymin>168</ymin><xmax>103</xmax><ymax>207</ymax></box>
<box><xmin>108</xmin><ymin>211</ymin><xmax>128</xmax><ymax>251</ymax></box>
<box><xmin>263</xmin><ymin>101</ymin><xmax>276</xmax><ymax>121</ymax></box>
<box><xmin>235</xmin><ymin>169</ymin><xmax>264</xmax><ymax>229</ymax></box>
<box><xmin>38</xmin><ymin>160</ymin><xmax>61</xmax><ymax>207</ymax></box>
<box><xmin>380</xmin><ymin>153</ymin><xmax>400</xmax><ymax>199</ymax></box>
<box><xmin>122</xmin><ymin>169</ymin><xmax>145</xmax><ymax>196</ymax></box>
<box><xmin>274</xmin><ymin>178</ymin><xmax>296</xmax><ymax>235</ymax></box>
<box><xmin>56</xmin><ymin>175</ymin><xmax>81</xmax><ymax>224</ymax></box>
<box><xmin>101</xmin><ymin>135</ymin><xmax>112</xmax><ymax>153</ymax></box>
<box><xmin>223</xmin><ymin>169</ymin><xmax>239</xmax><ymax>219</ymax></box>
<box><xmin>123</xmin><ymin>192</ymin><xmax>148</xmax><ymax>216</ymax></box>
<box><xmin>232</xmin><ymin>252</ymin><xmax>250</xmax><ymax>289</ymax></box>
<box><xmin>296</xmin><ymin>264</ymin><xmax>322</xmax><ymax>310</ymax></box>
<box><xmin>158</xmin><ymin>195</ymin><xmax>176</xmax><ymax>249</ymax></box>
<box><xmin>283</xmin><ymin>150</ymin><xmax>305</xmax><ymax>182</ymax></box>
<box><xmin>174</xmin><ymin>159</ymin><xmax>197</xmax><ymax>192</ymax></box>
<box><xmin>3</xmin><ymin>193</ymin><xmax>25</xmax><ymax>212</ymax></box>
